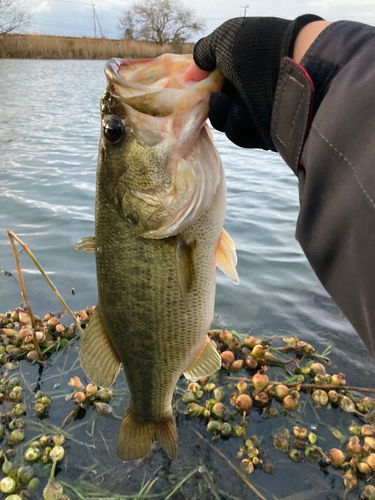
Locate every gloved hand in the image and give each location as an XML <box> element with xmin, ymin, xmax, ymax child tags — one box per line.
<box><xmin>193</xmin><ymin>15</ymin><xmax>322</xmax><ymax>150</ymax></box>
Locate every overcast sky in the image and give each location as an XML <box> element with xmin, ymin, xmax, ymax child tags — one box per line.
<box><xmin>28</xmin><ymin>0</ymin><xmax>375</xmax><ymax>40</ymax></box>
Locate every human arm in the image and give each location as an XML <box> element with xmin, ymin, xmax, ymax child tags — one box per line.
<box><xmin>194</xmin><ymin>18</ymin><xmax>375</xmax><ymax>355</ymax></box>
<box><xmin>192</xmin><ymin>15</ymin><xmax>325</xmax><ymax>150</ymax></box>
<box><xmin>292</xmin><ymin>20</ymin><xmax>332</xmax><ymax>63</ymax></box>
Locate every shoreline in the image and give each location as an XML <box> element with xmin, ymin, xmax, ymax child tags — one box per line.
<box><xmin>0</xmin><ymin>34</ymin><xmax>194</xmax><ymax>60</ymax></box>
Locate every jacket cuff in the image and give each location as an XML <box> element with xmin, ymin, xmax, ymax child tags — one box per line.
<box><xmin>270</xmin><ymin>57</ymin><xmax>314</xmax><ymax>175</ymax></box>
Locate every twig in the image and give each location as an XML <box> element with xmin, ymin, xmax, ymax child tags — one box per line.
<box><xmin>282</xmin><ymin>359</ymin><xmax>300</xmax><ymax>371</ymax></box>
<box><xmin>261</xmin><ymin>335</ymin><xmax>278</xmax><ymax>344</ymax></box>
<box><xmin>209</xmin><ymin>330</ymin><xmax>277</xmax><ymax>344</ymax></box>
<box><xmin>193</xmin><ymin>429</ymin><xmax>268</xmax><ymax>500</ymax></box>
<box><xmin>275</xmin><ymin>346</ymin><xmax>330</xmax><ymax>363</ymax></box>
<box><xmin>226</xmin><ymin>376</ymin><xmax>375</xmax><ymax>394</ymax></box>
<box><xmin>7</xmin><ymin>230</ymin><xmax>84</xmax><ymax>336</ymax></box>
<box><xmin>7</xmin><ymin>230</ymin><xmax>45</xmax><ymax>364</ymax></box>
<box><xmin>7</xmin><ymin>231</ymin><xmax>35</xmax><ymax>327</ymax></box>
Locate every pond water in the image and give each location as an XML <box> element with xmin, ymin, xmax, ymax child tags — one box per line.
<box><xmin>0</xmin><ymin>59</ymin><xmax>374</xmax><ymax>500</ymax></box>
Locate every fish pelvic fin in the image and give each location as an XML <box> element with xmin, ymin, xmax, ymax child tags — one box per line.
<box><xmin>215</xmin><ymin>228</ymin><xmax>239</xmax><ymax>285</ymax></box>
<box><xmin>74</xmin><ymin>236</ymin><xmax>96</xmax><ymax>254</ymax></box>
<box><xmin>183</xmin><ymin>336</ymin><xmax>221</xmax><ymax>381</ymax></box>
<box><xmin>79</xmin><ymin>304</ymin><xmax>121</xmax><ymax>389</ymax></box>
<box><xmin>117</xmin><ymin>409</ymin><xmax>178</xmax><ymax>461</ymax></box>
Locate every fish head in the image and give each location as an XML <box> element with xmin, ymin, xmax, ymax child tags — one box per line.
<box><xmin>99</xmin><ymin>54</ymin><xmax>225</xmax><ymax>238</ymax></box>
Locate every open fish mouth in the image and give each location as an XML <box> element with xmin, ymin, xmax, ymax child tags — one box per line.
<box><xmin>101</xmin><ymin>54</ymin><xmax>225</xmax><ymax>239</ymax></box>
<box><xmin>104</xmin><ymin>54</ymin><xmax>224</xmax><ymax>118</ymax></box>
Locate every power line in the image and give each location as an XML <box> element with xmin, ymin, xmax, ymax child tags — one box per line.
<box><xmin>34</xmin><ymin>19</ymin><xmax>119</xmax><ymax>36</ymax></box>
<box><xmin>40</xmin><ymin>0</ymin><xmax>231</xmax><ymax>19</ymax></box>
<box><xmin>44</xmin><ymin>0</ymin><xmax>120</xmax><ymax>9</ymax></box>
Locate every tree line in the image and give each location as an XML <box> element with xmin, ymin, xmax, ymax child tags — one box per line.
<box><xmin>1</xmin><ymin>0</ymin><xmax>204</xmax><ymax>45</ymax></box>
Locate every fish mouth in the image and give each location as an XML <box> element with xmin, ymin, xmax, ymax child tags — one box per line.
<box><xmin>104</xmin><ymin>55</ymin><xmax>225</xmax><ymax>240</ymax></box>
<box><xmin>105</xmin><ymin>55</ymin><xmax>191</xmax><ymax>91</ymax></box>
<box><xmin>104</xmin><ymin>55</ymin><xmax>224</xmax><ymax>118</ymax></box>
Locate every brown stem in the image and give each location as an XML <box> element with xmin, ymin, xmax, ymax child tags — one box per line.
<box><xmin>262</xmin><ymin>335</ymin><xmax>278</xmax><ymax>344</ymax></box>
<box><xmin>7</xmin><ymin>231</ymin><xmax>45</xmax><ymax>364</ymax></box>
<box><xmin>275</xmin><ymin>346</ymin><xmax>330</xmax><ymax>363</ymax></box>
<box><xmin>193</xmin><ymin>429</ymin><xmax>268</xmax><ymax>500</ymax></box>
<box><xmin>7</xmin><ymin>230</ymin><xmax>84</xmax><ymax>336</ymax></box>
<box><xmin>226</xmin><ymin>376</ymin><xmax>375</xmax><ymax>394</ymax></box>
<box><xmin>241</xmin><ymin>410</ymin><xmax>247</xmax><ymax>425</ymax></box>
<box><xmin>7</xmin><ymin>231</ymin><xmax>35</xmax><ymax>327</ymax></box>
<box><xmin>210</xmin><ymin>330</ymin><xmax>277</xmax><ymax>345</ymax></box>
<box><xmin>283</xmin><ymin>359</ymin><xmax>301</xmax><ymax>371</ymax></box>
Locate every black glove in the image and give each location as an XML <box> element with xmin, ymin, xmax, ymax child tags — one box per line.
<box><xmin>193</xmin><ymin>15</ymin><xmax>323</xmax><ymax>150</ymax></box>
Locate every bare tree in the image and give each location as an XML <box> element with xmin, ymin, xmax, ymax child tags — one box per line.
<box><xmin>0</xmin><ymin>0</ymin><xmax>31</xmax><ymax>35</ymax></box>
<box><xmin>118</xmin><ymin>0</ymin><xmax>205</xmax><ymax>45</ymax></box>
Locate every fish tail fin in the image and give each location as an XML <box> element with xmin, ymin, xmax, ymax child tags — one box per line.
<box><xmin>154</xmin><ymin>413</ymin><xmax>178</xmax><ymax>460</ymax></box>
<box><xmin>117</xmin><ymin>408</ymin><xmax>177</xmax><ymax>461</ymax></box>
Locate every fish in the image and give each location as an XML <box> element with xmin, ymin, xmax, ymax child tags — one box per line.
<box><xmin>76</xmin><ymin>54</ymin><xmax>239</xmax><ymax>461</ymax></box>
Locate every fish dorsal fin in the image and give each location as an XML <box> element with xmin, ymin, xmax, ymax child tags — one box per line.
<box><xmin>183</xmin><ymin>336</ymin><xmax>221</xmax><ymax>381</ymax></box>
<box><xmin>79</xmin><ymin>305</ymin><xmax>121</xmax><ymax>389</ymax></box>
<box><xmin>74</xmin><ymin>236</ymin><xmax>96</xmax><ymax>254</ymax></box>
<box><xmin>215</xmin><ymin>229</ymin><xmax>239</xmax><ymax>285</ymax></box>
<box><xmin>176</xmin><ymin>235</ymin><xmax>197</xmax><ymax>307</ymax></box>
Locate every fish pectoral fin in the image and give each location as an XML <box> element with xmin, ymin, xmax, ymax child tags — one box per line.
<box><xmin>215</xmin><ymin>228</ymin><xmax>240</xmax><ymax>285</ymax></box>
<box><xmin>183</xmin><ymin>336</ymin><xmax>221</xmax><ymax>381</ymax></box>
<box><xmin>74</xmin><ymin>236</ymin><xmax>96</xmax><ymax>254</ymax></box>
<box><xmin>176</xmin><ymin>235</ymin><xmax>197</xmax><ymax>307</ymax></box>
<box><xmin>117</xmin><ymin>409</ymin><xmax>177</xmax><ymax>461</ymax></box>
<box><xmin>79</xmin><ymin>305</ymin><xmax>121</xmax><ymax>389</ymax></box>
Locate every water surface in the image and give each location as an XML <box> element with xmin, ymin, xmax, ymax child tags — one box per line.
<box><xmin>0</xmin><ymin>59</ymin><xmax>374</xmax><ymax>499</ymax></box>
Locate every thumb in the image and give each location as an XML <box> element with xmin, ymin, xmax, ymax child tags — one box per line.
<box><xmin>193</xmin><ymin>35</ymin><xmax>217</xmax><ymax>71</ymax></box>
<box><xmin>193</xmin><ymin>18</ymin><xmax>244</xmax><ymax>75</ymax></box>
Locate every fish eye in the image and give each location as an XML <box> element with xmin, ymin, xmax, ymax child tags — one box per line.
<box><xmin>102</xmin><ymin>114</ymin><xmax>124</xmax><ymax>144</ymax></box>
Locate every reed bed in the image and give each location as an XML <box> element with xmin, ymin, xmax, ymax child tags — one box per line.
<box><xmin>0</xmin><ymin>34</ymin><xmax>194</xmax><ymax>59</ymax></box>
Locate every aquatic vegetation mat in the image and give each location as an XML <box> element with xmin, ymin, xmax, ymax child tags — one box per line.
<box><xmin>1</xmin><ymin>232</ymin><xmax>375</xmax><ymax>499</ymax></box>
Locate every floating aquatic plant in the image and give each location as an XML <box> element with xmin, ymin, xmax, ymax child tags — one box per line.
<box><xmin>2</xmin><ymin>231</ymin><xmax>375</xmax><ymax>499</ymax></box>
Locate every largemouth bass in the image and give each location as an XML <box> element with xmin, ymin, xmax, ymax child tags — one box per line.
<box><xmin>77</xmin><ymin>54</ymin><xmax>239</xmax><ymax>461</ymax></box>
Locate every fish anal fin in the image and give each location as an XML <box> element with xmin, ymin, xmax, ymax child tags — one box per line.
<box><xmin>74</xmin><ymin>236</ymin><xmax>96</xmax><ymax>254</ymax></box>
<box><xmin>176</xmin><ymin>235</ymin><xmax>197</xmax><ymax>307</ymax></box>
<box><xmin>183</xmin><ymin>336</ymin><xmax>221</xmax><ymax>381</ymax></box>
<box><xmin>117</xmin><ymin>409</ymin><xmax>177</xmax><ymax>461</ymax></box>
<box><xmin>79</xmin><ymin>305</ymin><xmax>121</xmax><ymax>389</ymax></box>
<box><xmin>215</xmin><ymin>228</ymin><xmax>239</xmax><ymax>285</ymax></box>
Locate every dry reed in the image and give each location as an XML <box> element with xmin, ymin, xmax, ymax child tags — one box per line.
<box><xmin>0</xmin><ymin>34</ymin><xmax>194</xmax><ymax>59</ymax></box>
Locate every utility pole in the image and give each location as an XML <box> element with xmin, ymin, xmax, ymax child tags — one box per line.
<box><xmin>91</xmin><ymin>0</ymin><xmax>97</xmax><ymax>38</ymax></box>
<box><xmin>95</xmin><ymin>9</ymin><xmax>104</xmax><ymax>38</ymax></box>
<box><xmin>241</xmin><ymin>5</ymin><xmax>249</xmax><ymax>17</ymax></box>
<box><xmin>91</xmin><ymin>0</ymin><xmax>104</xmax><ymax>38</ymax></box>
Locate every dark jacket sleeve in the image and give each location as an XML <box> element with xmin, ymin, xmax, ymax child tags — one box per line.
<box><xmin>271</xmin><ymin>21</ymin><xmax>375</xmax><ymax>356</ymax></box>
